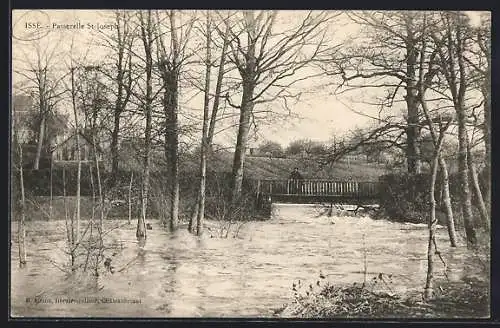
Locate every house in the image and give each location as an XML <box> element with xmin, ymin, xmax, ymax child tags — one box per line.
<box><xmin>50</xmin><ymin>131</ymin><xmax>105</xmax><ymax>164</ymax></box>
<box><xmin>12</xmin><ymin>94</ymin><xmax>35</xmax><ymax>144</ymax></box>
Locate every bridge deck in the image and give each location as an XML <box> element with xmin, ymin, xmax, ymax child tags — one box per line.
<box><xmin>257</xmin><ymin>179</ymin><xmax>378</xmax><ymax>197</ymax></box>
<box><xmin>254</xmin><ymin>179</ymin><xmax>379</xmax><ymax>210</ymax></box>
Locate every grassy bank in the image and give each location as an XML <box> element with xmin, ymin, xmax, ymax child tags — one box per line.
<box><xmin>275</xmin><ymin>242</ymin><xmax>490</xmax><ymax>319</ymax></box>
<box><xmin>184</xmin><ymin>152</ymin><xmax>388</xmax><ymax>181</ymax></box>
<box><xmin>274</xmin><ymin>276</ymin><xmax>489</xmax><ymax>318</ymax></box>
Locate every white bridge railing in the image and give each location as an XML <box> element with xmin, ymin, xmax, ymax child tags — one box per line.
<box><xmin>256</xmin><ymin>179</ymin><xmax>379</xmax><ymax>198</ymax></box>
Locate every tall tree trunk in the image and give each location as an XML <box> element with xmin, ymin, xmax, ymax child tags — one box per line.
<box><xmin>481</xmin><ymin>83</ymin><xmax>490</xmax><ymax>212</ymax></box>
<box><xmin>136</xmin><ymin>10</ymin><xmax>153</xmax><ymax>240</ymax></box>
<box><xmin>33</xmin><ymin>115</ymin><xmax>46</xmax><ymax>170</ymax></box>
<box><xmin>404</xmin><ymin>23</ymin><xmax>421</xmax><ymax>175</ymax></box>
<box><xmin>92</xmin><ymin>134</ymin><xmax>104</xmax><ymax>231</ymax></box>
<box><xmin>194</xmin><ymin>13</ymin><xmax>212</xmax><ymax>236</ymax></box>
<box><xmin>128</xmin><ymin>172</ymin><xmax>133</xmax><ymax>225</ymax></box>
<box><xmin>436</xmin><ymin>13</ymin><xmax>477</xmax><ymax>246</ymax></box>
<box><xmin>49</xmin><ymin>157</ymin><xmax>53</xmax><ymax>219</ymax></box>
<box><xmin>481</xmin><ymin>27</ymin><xmax>491</xmax><ymax>212</ymax></box>
<box><xmin>207</xmin><ymin>23</ymin><xmax>230</xmax><ymax>150</ymax></box>
<box><xmin>138</xmin><ymin>113</ymin><xmax>150</xmax><ymax>239</ymax></box>
<box><xmin>164</xmin><ymin>80</ymin><xmax>180</xmax><ymax>232</ymax></box>
<box><xmin>231</xmin><ymin>85</ymin><xmax>254</xmax><ymax>202</ymax></box>
<box><xmin>109</xmin><ymin>12</ymin><xmax>133</xmax><ymax>188</ymax></box>
<box><xmin>166</xmin><ymin>103</ymin><xmax>179</xmax><ymax>232</ymax></box>
<box><xmin>163</xmin><ymin>10</ymin><xmax>180</xmax><ymax>232</ymax></box>
<box><xmin>416</xmin><ymin>27</ymin><xmax>457</xmax><ymax>247</ymax></box>
<box><xmin>467</xmin><ymin>137</ymin><xmax>489</xmax><ymax>230</ymax></box>
<box><xmin>189</xmin><ymin>195</ymin><xmax>199</xmax><ymax>233</ymax></box>
<box><xmin>70</xmin><ymin>67</ymin><xmax>81</xmax><ymax>246</ymax></box>
<box><xmin>230</xmin><ymin>12</ymin><xmax>257</xmax><ymax>203</ymax></box>
<box><xmin>110</xmin><ymin>107</ymin><xmax>121</xmax><ymax>187</ymax></box>
<box><xmin>18</xmin><ymin>143</ymin><xmax>27</xmax><ymax>268</ymax></box>
<box><xmin>439</xmin><ymin>158</ymin><xmax>457</xmax><ymax>247</ymax></box>
<box><xmin>424</xmin><ymin>147</ymin><xmax>440</xmax><ymax>300</ymax></box>
<box><xmin>457</xmin><ymin>107</ymin><xmax>476</xmax><ymax>245</ymax></box>
<box><xmin>196</xmin><ymin>117</ymin><xmax>209</xmax><ymax>236</ymax></box>
<box><xmin>189</xmin><ymin>21</ymin><xmax>230</xmax><ymax>233</ymax></box>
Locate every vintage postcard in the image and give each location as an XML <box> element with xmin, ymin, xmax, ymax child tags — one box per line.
<box><xmin>10</xmin><ymin>9</ymin><xmax>490</xmax><ymax>318</ymax></box>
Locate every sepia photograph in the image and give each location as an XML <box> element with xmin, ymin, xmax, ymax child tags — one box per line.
<box><xmin>10</xmin><ymin>9</ymin><xmax>491</xmax><ymax>319</ymax></box>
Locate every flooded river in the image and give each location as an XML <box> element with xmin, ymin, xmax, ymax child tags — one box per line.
<box><xmin>10</xmin><ymin>204</ymin><xmax>481</xmax><ymax>317</ymax></box>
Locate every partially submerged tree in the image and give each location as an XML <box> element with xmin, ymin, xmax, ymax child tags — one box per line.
<box><xmin>189</xmin><ymin>12</ymin><xmax>231</xmax><ymax>235</ymax></box>
<box><xmin>192</xmin><ymin>12</ymin><xmax>212</xmax><ymax>235</ymax></box>
<box><xmin>13</xmin><ymin>129</ymin><xmax>27</xmax><ymax>268</ymax></box>
<box><xmin>154</xmin><ymin>10</ymin><xmax>196</xmax><ymax>231</ymax></box>
<box><xmin>74</xmin><ymin>65</ymin><xmax>108</xmax><ymax>230</ymax></box>
<box><xmin>432</xmin><ymin>12</ymin><xmax>479</xmax><ymax>245</ymax></box>
<box><xmin>423</xmin><ymin>114</ymin><xmax>452</xmax><ymax>301</ymax></box>
<box><xmin>414</xmin><ymin>13</ymin><xmax>458</xmax><ymax>247</ymax></box>
<box><xmin>135</xmin><ymin>10</ymin><xmax>155</xmax><ymax>240</ymax></box>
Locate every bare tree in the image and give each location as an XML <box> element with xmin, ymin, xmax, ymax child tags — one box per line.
<box><xmin>223</xmin><ymin>10</ymin><xmax>336</xmax><ymax>201</ymax></box>
<box><xmin>432</xmin><ymin>12</ymin><xmax>477</xmax><ymax>245</ymax></box>
<box><xmin>14</xmin><ymin>131</ymin><xmax>27</xmax><ymax>268</ymax></box>
<box><xmin>477</xmin><ymin>16</ymin><xmax>491</xmax><ymax>211</ymax></box>
<box><xmin>191</xmin><ymin>13</ymin><xmax>212</xmax><ymax>235</ymax></box>
<box><xmin>69</xmin><ymin>65</ymin><xmax>82</xmax><ymax>247</ymax></box>
<box><xmin>414</xmin><ymin>14</ymin><xmax>458</xmax><ymax>247</ymax></box>
<box><xmin>136</xmin><ymin>10</ymin><xmax>155</xmax><ymax>239</ymax></box>
<box><xmin>464</xmin><ymin>13</ymin><xmax>491</xmax><ymax>212</ymax></box>
<box><xmin>154</xmin><ymin>10</ymin><xmax>196</xmax><ymax>231</ymax></box>
<box><xmin>189</xmin><ymin>13</ymin><xmax>231</xmax><ymax>234</ymax></box>
<box><xmin>415</xmin><ymin>22</ymin><xmax>455</xmax><ymax>292</ymax></box>
<box><xmin>322</xmin><ymin>11</ymin><xmax>434</xmax><ymax>174</ymax></box>
<box><xmin>14</xmin><ymin>41</ymin><xmax>66</xmax><ymax>170</ymax></box>
<box><xmin>74</xmin><ymin>66</ymin><xmax>107</xmax><ymax>230</ymax></box>
<box><xmin>423</xmin><ymin>114</ymin><xmax>451</xmax><ymax>300</ymax></box>
<box><xmin>98</xmin><ymin>11</ymin><xmax>136</xmax><ymax>187</ymax></box>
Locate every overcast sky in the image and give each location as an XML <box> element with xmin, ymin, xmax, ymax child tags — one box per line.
<box><xmin>11</xmin><ymin>10</ymin><xmax>487</xmax><ymax>149</ymax></box>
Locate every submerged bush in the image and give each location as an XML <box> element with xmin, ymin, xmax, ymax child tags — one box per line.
<box><xmin>276</xmin><ymin>273</ymin><xmax>408</xmax><ymax>318</ymax></box>
<box><xmin>276</xmin><ymin>272</ymin><xmax>490</xmax><ymax>319</ymax></box>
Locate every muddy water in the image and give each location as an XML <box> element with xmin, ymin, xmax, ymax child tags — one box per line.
<box><xmin>10</xmin><ymin>204</ymin><xmax>478</xmax><ymax>317</ymax></box>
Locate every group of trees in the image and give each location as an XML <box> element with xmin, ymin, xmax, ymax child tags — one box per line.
<box><xmin>13</xmin><ymin>10</ymin><xmax>337</xmax><ymax>242</ymax></box>
<box><xmin>231</xmin><ymin>11</ymin><xmax>487</xmax><ymax>302</ymax></box>
<box><xmin>319</xmin><ymin>11</ymin><xmax>490</xmax><ymax>299</ymax></box>
<box><xmin>13</xmin><ymin>11</ymin><xmax>490</xmax><ymax>300</ymax></box>
<box><xmin>255</xmin><ymin>139</ymin><xmax>332</xmax><ymax>158</ymax></box>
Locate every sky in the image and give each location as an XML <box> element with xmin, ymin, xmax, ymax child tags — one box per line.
<box><xmin>11</xmin><ymin>10</ymin><xmax>487</xmax><ymax>149</ymax></box>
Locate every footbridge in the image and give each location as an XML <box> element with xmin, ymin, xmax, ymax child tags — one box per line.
<box><xmin>254</xmin><ymin>179</ymin><xmax>380</xmax><ymax>212</ymax></box>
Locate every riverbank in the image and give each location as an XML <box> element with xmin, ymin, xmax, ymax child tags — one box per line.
<box><xmin>274</xmin><ymin>276</ymin><xmax>489</xmax><ymax>318</ymax></box>
<box><xmin>275</xmin><ymin>242</ymin><xmax>490</xmax><ymax>319</ymax></box>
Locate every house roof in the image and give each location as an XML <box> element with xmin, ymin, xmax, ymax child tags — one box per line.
<box><xmin>12</xmin><ymin>95</ymin><xmax>34</xmax><ymax>112</ymax></box>
<box><xmin>49</xmin><ymin>130</ymin><xmax>104</xmax><ymax>153</ymax></box>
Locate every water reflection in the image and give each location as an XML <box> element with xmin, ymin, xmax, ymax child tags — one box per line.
<box><xmin>10</xmin><ymin>204</ymin><xmax>482</xmax><ymax>317</ymax></box>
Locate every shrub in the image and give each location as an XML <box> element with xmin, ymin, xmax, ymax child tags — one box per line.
<box><xmin>378</xmin><ymin>173</ymin><xmax>430</xmax><ymax>224</ymax></box>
